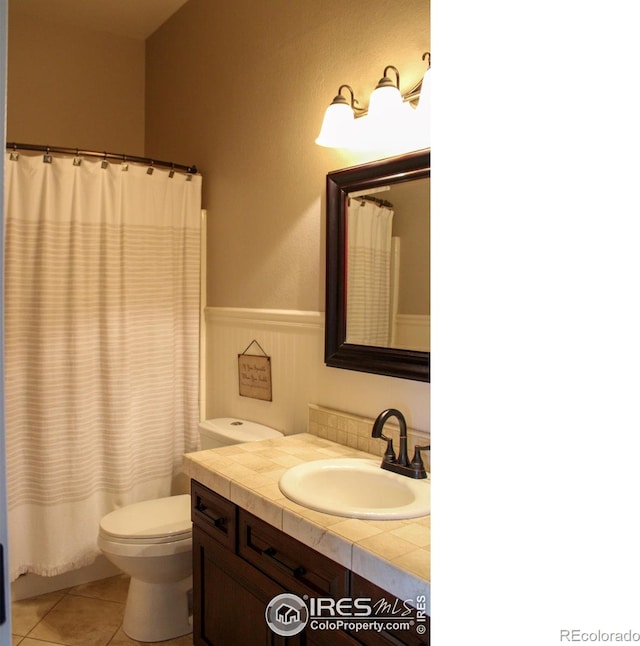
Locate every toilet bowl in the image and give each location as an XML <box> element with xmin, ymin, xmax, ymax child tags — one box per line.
<box><xmin>98</xmin><ymin>418</ymin><xmax>284</xmax><ymax>642</ymax></box>
<box><xmin>98</xmin><ymin>494</ymin><xmax>193</xmax><ymax>642</ymax></box>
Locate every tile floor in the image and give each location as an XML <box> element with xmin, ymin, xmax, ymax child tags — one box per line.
<box><xmin>11</xmin><ymin>574</ymin><xmax>193</xmax><ymax>646</ymax></box>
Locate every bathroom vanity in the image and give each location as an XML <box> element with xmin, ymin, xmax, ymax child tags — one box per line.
<box><xmin>184</xmin><ymin>433</ymin><xmax>430</xmax><ymax>645</ymax></box>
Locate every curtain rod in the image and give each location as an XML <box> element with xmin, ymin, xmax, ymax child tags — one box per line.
<box><xmin>350</xmin><ymin>195</ymin><xmax>394</xmax><ymax>209</ymax></box>
<box><xmin>6</xmin><ymin>142</ymin><xmax>198</xmax><ymax>174</ymax></box>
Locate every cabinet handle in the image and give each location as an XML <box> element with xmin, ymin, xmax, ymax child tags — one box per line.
<box><xmin>196</xmin><ymin>500</ymin><xmax>227</xmax><ymax>529</ymax></box>
<box><xmin>263</xmin><ymin>547</ymin><xmax>306</xmax><ymax>578</ymax></box>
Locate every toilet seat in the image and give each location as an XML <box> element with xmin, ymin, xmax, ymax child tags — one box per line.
<box><xmin>99</xmin><ymin>494</ymin><xmax>191</xmax><ymax>544</ymax></box>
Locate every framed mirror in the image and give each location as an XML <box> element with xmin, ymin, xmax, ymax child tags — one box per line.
<box><xmin>325</xmin><ymin>148</ymin><xmax>430</xmax><ymax>382</ymax></box>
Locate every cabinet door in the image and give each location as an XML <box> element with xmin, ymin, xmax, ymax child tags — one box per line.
<box><xmin>193</xmin><ymin>525</ymin><xmax>293</xmax><ymax>646</ymax></box>
<box><xmin>193</xmin><ymin>524</ymin><xmax>361</xmax><ymax>646</ymax></box>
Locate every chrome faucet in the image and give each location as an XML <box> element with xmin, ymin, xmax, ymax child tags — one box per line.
<box><xmin>371</xmin><ymin>408</ymin><xmax>429</xmax><ymax>479</ymax></box>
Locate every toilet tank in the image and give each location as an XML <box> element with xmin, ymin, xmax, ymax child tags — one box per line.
<box><xmin>198</xmin><ymin>417</ymin><xmax>284</xmax><ymax>449</ymax></box>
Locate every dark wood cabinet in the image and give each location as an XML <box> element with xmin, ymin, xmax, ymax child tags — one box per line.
<box><xmin>191</xmin><ymin>480</ymin><xmax>429</xmax><ymax>646</ymax></box>
<box><xmin>194</xmin><ymin>525</ymin><xmax>290</xmax><ymax>646</ymax></box>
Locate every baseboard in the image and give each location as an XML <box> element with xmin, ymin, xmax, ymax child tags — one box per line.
<box><xmin>11</xmin><ymin>556</ymin><xmax>121</xmax><ymax>601</ymax></box>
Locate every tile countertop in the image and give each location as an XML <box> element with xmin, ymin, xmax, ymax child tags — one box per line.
<box><xmin>182</xmin><ymin>432</ymin><xmax>430</xmax><ymax>614</ymax></box>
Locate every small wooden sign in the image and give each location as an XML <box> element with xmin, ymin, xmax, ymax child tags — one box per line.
<box><xmin>238</xmin><ymin>341</ymin><xmax>272</xmax><ymax>401</ymax></box>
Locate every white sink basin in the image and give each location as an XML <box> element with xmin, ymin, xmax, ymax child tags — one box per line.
<box><xmin>278</xmin><ymin>458</ymin><xmax>430</xmax><ymax>520</ymax></box>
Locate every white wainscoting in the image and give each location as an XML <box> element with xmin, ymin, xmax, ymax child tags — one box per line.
<box><xmin>204</xmin><ymin>308</ymin><xmax>323</xmax><ymax>435</ymax></box>
<box><xmin>394</xmin><ymin>314</ymin><xmax>430</xmax><ymax>352</ymax></box>
<box><xmin>203</xmin><ymin>307</ymin><xmax>430</xmax><ymax>435</ymax></box>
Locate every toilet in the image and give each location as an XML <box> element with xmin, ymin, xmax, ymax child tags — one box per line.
<box><xmin>98</xmin><ymin>418</ymin><xmax>284</xmax><ymax>642</ymax></box>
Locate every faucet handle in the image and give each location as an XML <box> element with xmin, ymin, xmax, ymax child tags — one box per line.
<box><xmin>381</xmin><ymin>436</ymin><xmax>397</xmax><ymax>464</ymax></box>
<box><xmin>374</xmin><ymin>433</ymin><xmax>397</xmax><ymax>463</ymax></box>
<box><xmin>410</xmin><ymin>444</ymin><xmax>430</xmax><ymax>471</ymax></box>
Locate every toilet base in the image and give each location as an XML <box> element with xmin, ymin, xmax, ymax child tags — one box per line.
<box><xmin>122</xmin><ymin>574</ymin><xmax>193</xmax><ymax>642</ymax></box>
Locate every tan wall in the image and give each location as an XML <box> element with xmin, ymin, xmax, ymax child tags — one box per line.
<box><xmin>7</xmin><ymin>6</ymin><xmax>145</xmax><ymax>155</ymax></box>
<box><xmin>392</xmin><ymin>178</ymin><xmax>430</xmax><ymax>316</ymax></box>
<box><xmin>4</xmin><ymin>0</ymin><xmax>430</xmax><ymax>429</ymax></box>
<box><xmin>146</xmin><ymin>0</ymin><xmax>430</xmax><ymax>312</ymax></box>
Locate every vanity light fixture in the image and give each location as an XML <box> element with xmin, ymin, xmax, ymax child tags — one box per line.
<box><xmin>315</xmin><ymin>53</ymin><xmax>430</xmax><ymax>150</ymax></box>
<box><xmin>315</xmin><ymin>85</ymin><xmax>363</xmax><ymax>148</ymax></box>
<box><xmin>367</xmin><ymin>66</ymin><xmax>405</xmax><ymax>121</ymax></box>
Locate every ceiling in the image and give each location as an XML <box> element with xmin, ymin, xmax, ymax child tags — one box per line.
<box><xmin>11</xmin><ymin>0</ymin><xmax>190</xmax><ymax>40</ymax></box>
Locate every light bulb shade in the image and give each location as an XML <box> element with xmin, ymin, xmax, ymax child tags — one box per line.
<box><xmin>315</xmin><ymin>101</ymin><xmax>355</xmax><ymax>148</ymax></box>
<box><xmin>367</xmin><ymin>85</ymin><xmax>404</xmax><ymax>121</ymax></box>
<box><xmin>354</xmin><ymin>103</ymin><xmax>421</xmax><ymax>152</ymax></box>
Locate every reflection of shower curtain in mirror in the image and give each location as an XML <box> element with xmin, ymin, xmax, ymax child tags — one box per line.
<box><xmin>346</xmin><ymin>199</ymin><xmax>394</xmax><ymax>346</ymax></box>
<box><xmin>4</xmin><ymin>152</ymin><xmax>202</xmax><ymax>579</ymax></box>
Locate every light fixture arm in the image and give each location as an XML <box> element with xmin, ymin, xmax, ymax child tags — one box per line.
<box><xmin>403</xmin><ymin>52</ymin><xmax>431</xmax><ymax>105</ymax></box>
<box><xmin>329</xmin><ymin>84</ymin><xmax>366</xmax><ymax>116</ymax></box>
<box><xmin>336</xmin><ymin>84</ymin><xmax>356</xmax><ymax>109</ymax></box>
<box><xmin>377</xmin><ymin>65</ymin><xmax>401</xmax><ymax>91</ymax></box>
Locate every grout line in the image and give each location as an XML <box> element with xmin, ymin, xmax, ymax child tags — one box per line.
<box><xmin>14</xmin><ymin>576</ymin><xmax>130</xmax><ymax>646</ymax></box>
<box><xmin>106</xmin><ymin>622</ymin><xmax>124</xmax><ymax>646</ymax></box>
<box><xmin>24</xmin><ymin>592</ymin><xmax>68</xmax><ymax>641</ymax></box>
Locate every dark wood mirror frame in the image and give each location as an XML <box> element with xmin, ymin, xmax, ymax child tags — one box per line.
<box><xmin>325</xmin><ymin>148</ymin><xmax>430</xmax><ymax>382</ymax></box>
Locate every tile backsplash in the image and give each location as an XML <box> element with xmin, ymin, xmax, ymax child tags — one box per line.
<box><xmin>307</xmin><ymin>404</ymin><xmax>430</xmax><ymax>472</ymax></box>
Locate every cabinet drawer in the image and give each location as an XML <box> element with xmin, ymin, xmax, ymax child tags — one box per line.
<box><xmin>238</xmin><ymin>509</ymin><xmax>349</xmax><ymax>600</ymax></box>
<box><xmin>191</xmin><ymin>480</ymin><xmax>236</xmax><ymax>550</ymax></box>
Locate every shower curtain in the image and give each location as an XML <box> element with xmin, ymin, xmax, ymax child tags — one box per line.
<box><xmin>346</xmin><ymin>198</ymin><xmax>394</xmax><ymax>346</ymax></box>
<box><xmin>4</xmin><ymin>151</ymin><xmax>202</xmax><ymax>580</ymax></box>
